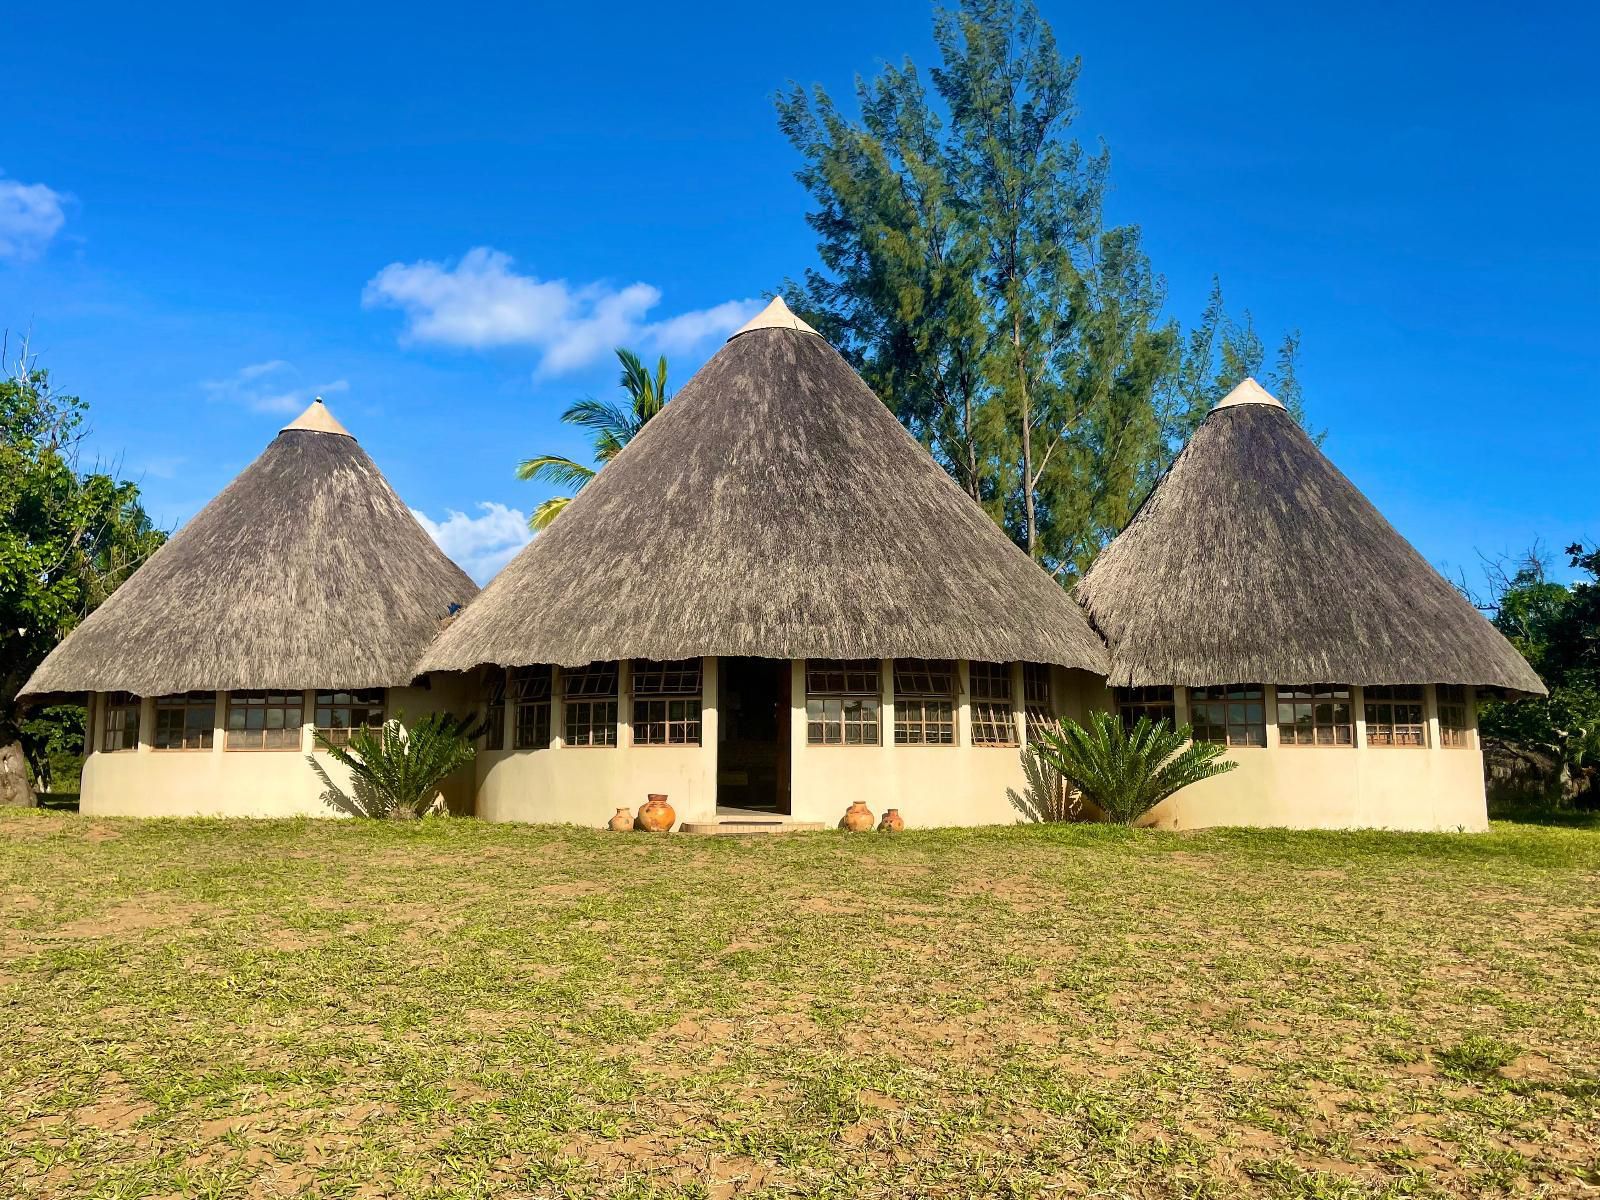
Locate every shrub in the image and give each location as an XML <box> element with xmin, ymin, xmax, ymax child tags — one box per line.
<box><xmin>1007</xmin><ymin>738</ymin><xmax>1082</xmax><ymax>823</ymax></box>
<box><xmin>1436</xmin><ymin>1034</ymin><xmax>1519</xmax><ymax>1080</ymax></box>
<box><xmin>1030</xmin><ymin>711</ymin><xmax>1236</xmax><ymax>826</ymax></box>
<box><xmin>312</xmin><ymin>711</ymin><xmax>479</xmax><ymax>819</ymax></box>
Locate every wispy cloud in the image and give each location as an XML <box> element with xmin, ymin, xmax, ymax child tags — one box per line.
<box><xmin>361</xmin><ymin>247</ymin><xmax>762</xmax><ymax>376</ymax></box>
<box><xmin>201</xmin><ymin>360</ymin><xmax>350</xmax><ymax>415</ymax></box>
<box><xmin>411</xmin><ymin>501</ymin><xmax>532</xmax><ymax>584</ymax></box>
<box><xmin>0</xmin><ymin>171</ymin><xmax>69</xmax><ymax>260</ymax></box>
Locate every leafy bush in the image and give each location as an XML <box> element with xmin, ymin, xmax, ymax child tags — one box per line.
<box><xmin>312</xmin><ymin>711</ymin><xmax>479</xmax><ymax>819</ymax></box>
<box><xmin>1007</xmin><ymin>737</ymin><xmax>1082</xmax><ymax>823</ymax></box>
<box><xmin>1436</xmin><ymin>1034</ymin><xmax>1519</xmax><ymax>1080</ymax></box>
<box><xmin>1030</xmin><ymin>712</ymin><xmax>1236</xmax><ymax>826</ymax></box>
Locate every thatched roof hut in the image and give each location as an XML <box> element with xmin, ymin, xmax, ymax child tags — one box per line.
<box><xmin>18</xmin><ymin>400</ymin><xmax>477</xmax><ymax>700</ymax></box>
<box><xmin>1076</xmin><ymin>379</ymin><xmax>1544</xmax><ymax>693</ymax></box>
<box><xmin>421</xmin><ymin>297</ymin><xmax>1109</xmax><ymax>674</ymax></box>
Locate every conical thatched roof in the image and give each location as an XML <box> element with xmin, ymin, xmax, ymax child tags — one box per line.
<box><xmin>422</xmin><ymin>298</ymin><xmax>1109</xmax><ymax>674</ymax></box>
<box><xmin>18</xmin><ymin>400</ymin><xmax>477</xmax><ymax>700</ymax></box>
<box><xmin>1076</xmin><ymin>379</ymin><xmax>1545</xmax><ymax>694</ymax></box>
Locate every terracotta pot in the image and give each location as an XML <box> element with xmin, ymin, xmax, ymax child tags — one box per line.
<box><xmin>637</xmin><ymin>793</ymin><xmax>676</xmax><ymax>833</ymax></box>
<box><xmin>608</xmin><ymin>807</ymin><xmax>634</xmax><ymax>833</ymax></box>
<box><xmin>878</xmin><ymin>808</ymin><xmax>904</xmax><ymax>833</ymax></box>
<box><xmin>839</xmin><ymin>801</ymin><xmax>875</xmax><ymax>832</ymax></box>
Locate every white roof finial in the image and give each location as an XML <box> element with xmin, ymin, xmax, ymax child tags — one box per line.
<box><xmin>729</xmin><ymin>295</ymin><xmax>824</xmax><ymax>340</ymax></box>
<box><xmin>281</xmin><ymin>396</ymin><xmax>355</xmax><ymax>438</ymax></box>
<box><xmin>1214</xmin><ymin>377</ymin><xmax>1285</xmax><ymax>411</ymax></box>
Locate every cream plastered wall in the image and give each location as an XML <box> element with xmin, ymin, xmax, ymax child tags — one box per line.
<box><xmin>474</xmin><ymin>659</ymin><xmax>720</xmax><ymax>826</ymax></box>
<box><xmin>1142</xmin><ymin>685</ymin><xmax>1487</xmax><ymax>832</ymax></box>
<box><xmin>79</xmin><ymin>677</ymin><xmax>476</xmax><ymax>818</ymax></box>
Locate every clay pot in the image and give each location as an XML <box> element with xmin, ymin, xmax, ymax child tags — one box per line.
<box><xmin>608</xmin><ymin>807</ymin><xmax>634</xmax><ymax>833</ymax></box>
<box><xmin>839</xmin><ymin>801</ymin><xmax>875</xmax><ymax>832</ymax></box>
<box><xmin>637</xmin><ymin>793</ymin><xmax>676</xmax><ymax>833</ymax></box>
<box><xmin>878</xmin><ymin>808</ymin><xmax>904</xmax><ymax>833</ymax></box>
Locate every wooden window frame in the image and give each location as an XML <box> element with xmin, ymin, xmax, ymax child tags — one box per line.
<box><xmin>483</xmin><ymin>674</ymin><xmax>506</xmax><ymax>751</ymax></box>
<box><xmin>154</xmin><ymin>692</ymin><xmax>216</xmax><ymax>751</ymax></box>
<box><xmin>1189</xmin><ymin>684</ymin><xmax>1267</xmax><ymax>748</ymax></box>
<box><xmin>893</xmin><ymin>660</ymin><xmax>956</xmax><ymax>746</ymax></box>
<box><xmin>1276</xmin><ymin>685</ymin><xmax>1354</xmax><ymax>747</ymax></box>
<box><xmin>969</xmin><ymin>661</ymin><xmax>1018</xmax><ymax>747</ymax></box>
<box><xmin>1437</xmin><ymin>684</ymin><xmax>1471</xmax><ymax>748</ymax></box>
<box><xmin>805</xmin><ymin>660</ymin><xmax>881</xmax><ymax>746</ymax></box>
<box><xmin>1023</xmin><ymin>663</ymin><xmax>1056</xmax><ymax>739</ymax></box>
<box><xmin>314</xmin><ymin>689</ymin><xmax>386</xmax><ymax>748</ymax></box>
<box><xmin>101</xmin><ymin>692</ymin><xmax>141</xmax><ymax>753</ymax></box>
<box><xmin>510</xmin><ymin>666</ymin><xmax>553</xmax><ymax>750</ymax></box>
<box><xmin>1365</xmin><ymin>685</ymin><xmax>1427</xmax><ymax>748</ymax></box>
<box><xmin>225</xmin><ymin>691</ymin><xmax>305</xmax><ymax>751</ymax></box>
<box><xmin>1114</xmin><ymin>686</ymin><xmax>1175</xmax><ymax>732</ymax></box>
<box><xmin>632</xmin><ymin>659</ymin><xmax>702</xmax><ymax>746</ymax></box>
<box><xmin>563</xmin><ymin>663</ymin><xmax>618</xmax><ymax>747</ymax></box>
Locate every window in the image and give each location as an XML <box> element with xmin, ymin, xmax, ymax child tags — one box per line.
<box><xmin>102</xmin><ymin>692</ymin><xmax>141</xmax><ymax>752</ymax></box>
<box><xmin>1277</xmin><ymin>685</ymin><xmax>1353</xmax><ymax>746</ymax></box>
<box><xmin>1189</xmin><ymin>685</ymin><xmax>1266</xmax><ymax>747</ymax></box>
<box><xmin>970</xmin><ymin>662</ymin><xmax>1018</xmax><ymax>746</ymax></box>
<box><xmin>1438</xmin><ymin>685</ymin><xmax>1471</xmax><ymax>748</ymax></box>
<box><xmin>154</xmin><ymin>692</ymin><xmax>215</xmax><ymax>750</ymax></box>
<box><xmin>314</xmin><ymin>690</ymin><xmax>385</xmax><ymax>747</ymax></box>
<box><xmin>806</xmin><ymin>659</ymin><xmax>881</xmax><ymax>745</ymax></box>
<box><xmin>1366</xmin><ymin>685</ymin><xmax>1426</xmax><ymax>747</ymax></box>
<box><xmin>633</xmin><ymin>659</ymin><xmax>702</xmax><ymax>746</ymax></box>
<box><xmin>483</xmin><ymin>674</ymin><xmax>506</xmax><ymax>751</ymax></box>
<box><xmin>511</xmin><ymin>666</ymin><xmax>553</xmax><ymax>750</ymax></box>
<box><xmin>894</xmin><ymin>659</ymin><xmax>957</xmax><ymax>746</ymax></box>
<box><xmin>564</xmin><ymin>662</ymin><xmax>618</xmax><ymax>746</ymax></box>
<box><xmin>1023</xmin><ymin>663</ymin><xmax>1055</xmax><ymax>738</ymax></box>
<box><xmin>1114</xmin><ymin>686</ymin><xmax>1174</xmax><ymax>731</ymax></box>
<box><xmin>226</xmin><ymin>691</ymin><xmax>304</xmax><ymax>750</ymax></box>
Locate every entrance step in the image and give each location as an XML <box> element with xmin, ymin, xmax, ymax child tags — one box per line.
<box><xmin>680</xmin><ymin>815</ymin><xmax>827</xmax><ymax>836</ymax></box>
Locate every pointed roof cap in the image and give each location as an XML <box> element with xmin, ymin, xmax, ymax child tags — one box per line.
<box><xmin>1214</xmin><ymin>377</ymin><xmax>1284</xmax><ymax>411</ymax></box>
<box><xmin>281</xmin><ymin>396</ymin><xmax>354</xmax><ymax>438</ymax></box>
<box><xmin>729</xmin><ymin>295</ymin><xmax>823</xmax><ymax>340</ymax></box>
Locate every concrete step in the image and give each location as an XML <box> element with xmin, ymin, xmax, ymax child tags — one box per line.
<box><xmin>679</xmin><ymin>817</ymin><xmax>828</xmax><ymax>836</ymax></box>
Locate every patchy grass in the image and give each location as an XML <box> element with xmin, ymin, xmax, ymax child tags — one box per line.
<box><xmin>1</xmin><ymin>812</ymin><xmax>1596</xmax><ymax>1198</ymax></box>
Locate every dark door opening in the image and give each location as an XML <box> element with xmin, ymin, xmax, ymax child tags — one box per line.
<box><xmin>717</xmin><ymin>657</ymin><xmax>790</xmax><ymax>813</ymax></box>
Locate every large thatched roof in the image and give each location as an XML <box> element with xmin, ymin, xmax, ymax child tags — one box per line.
<box><xmin>19</xmin><ymin>401</ymin><xmax>477</xmax><ymax>700</ymax></box>
<box><xmin>422</xmin><ymin>298</ymin><xmax>1109</xmax><ymax>674</ymax></box>
<box><xmin>1076</xmin><ymin>379</ymin><xmax>1545</xmax><ymax>693</ymax></box>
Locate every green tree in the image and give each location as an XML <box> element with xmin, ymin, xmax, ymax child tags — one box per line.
<box><xmin>515</xmin><ymin>348</ymin><xmax>669</xmax><ymax>531</ymax></box>
<box><xmin>778</xmin><ymin>0</ymin><xmax>1303</xmax><ymax>579</ymax></box>
<box><xmin>1</xmin><ymin>338</ymin><xmax>166</xmax><ymax>805</ymax></box>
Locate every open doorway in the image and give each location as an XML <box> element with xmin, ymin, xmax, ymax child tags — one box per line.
<box><xmin>717</xmin><ymin>657</ymin><xmax>790</xmax><ymax>813</ymax></box>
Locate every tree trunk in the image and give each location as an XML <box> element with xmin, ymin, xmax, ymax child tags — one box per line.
<box><xmin>1014</xmin><ymin>312</ymin><xmax>1038</xmax><ymax>557</ymax></box>
<box><xmin>0</xmin><ymin>741</ymin><xmax>37</xmax><ymax>807</ymax></box>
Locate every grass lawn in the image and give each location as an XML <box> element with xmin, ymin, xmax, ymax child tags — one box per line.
<box><xmin>1</xmin><ymin>812</ymin><xmax>1597</xmax><ymax>1198</ymax></box>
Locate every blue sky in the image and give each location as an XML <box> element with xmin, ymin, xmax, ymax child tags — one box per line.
<box><xmin>3</xmin><ymin>1</ymin><xmax>1595</xmax><ymax>586</ymax></box>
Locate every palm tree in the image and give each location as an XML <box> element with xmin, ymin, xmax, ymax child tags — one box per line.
<box><xmin>1025</xmin><ymin>711</ymin><xmax>1236</xmax><ymax>826</ymax></box>
<box><xmin>516</xmin><ymin>348</ymin><xmax>670</xmax><ymax>531</ymax></box>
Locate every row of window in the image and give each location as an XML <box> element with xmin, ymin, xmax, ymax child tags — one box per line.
<box><xmin>99</xmin><ymin>690</ymin><xmax>386</xmax><ymax>753</ymax></box>
<box><xmin>1113</xmin><ymin>684</ymin><xmax>1473</xmax><ymax>749</ymax></box>
<box><xmin>484</xmin><ymin>660</ymin><xmax>704</xmax><ymax>752</ymax></box>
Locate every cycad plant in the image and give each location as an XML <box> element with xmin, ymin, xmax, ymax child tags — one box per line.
<box><xmin>1029</xmin><ymin>711</ymin><xmax>1236</xmax><ymax>826</ymax></box>
<box><xmin>516</xmin><ymin>347</ymin><xmax>669</xmax><ymax>531</ymax></box>
<box><xmin>312</xmin><ymin>711</ymin><xmax>480</xmax><ymax>819</ymax></box>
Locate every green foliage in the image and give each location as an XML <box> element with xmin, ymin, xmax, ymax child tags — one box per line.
<box><xmin>515</xmin><ymin>347</ymin><xmax>669</xmax><ymax>531</ymax></box>
<box><xmin>1</xmin><ymin>339</ymin><xmax>166</xmax><ymax>794</ymax></box>
<box><xmin>312</xmin><ymin>712</ymin><xmax>480</xmax><ymax>819</ymax></box>
<box><xmin>1031</xmin><ymin>711</ymin><xmax>1235</xmax><ymax>825</ymax></box>
<box><xmin>776</xmin><ymin>0</ymin><xmax>1306</xmax><ymax>578</ymax></box>
<box><xmin>1006</xmin><ymin>734</ymin><xmax>1081</xmax><ymax>822</ymax></box>
<box><xmin>19</xmin><ymin>704</ymin><xmax>85</xmax><ymax>791</ymax></box>
<box><xmin>1436</xmin><ymin>1034</ymin><xmax>1519</xmax><ymax>1081</ymax></box>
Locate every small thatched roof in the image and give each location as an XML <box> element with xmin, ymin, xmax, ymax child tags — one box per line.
<box><xmin>18</xmin><ymin>400</ymin><xmax>477</xmax><ymax>700</ymax></box>
<box><xmin>1076</xmin><ymin>379</ymin><xmax>1545</xmax><ymax>694</ymax></box>
<box><xmin>422</xmin><ymin>297</ymin><xmax>1109</xmax><ymax>674</ymax></box>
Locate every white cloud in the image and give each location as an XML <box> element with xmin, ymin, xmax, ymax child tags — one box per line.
<box><xmin>362</xmin><ymin>247</ymin><xmax>762</xmax><ymax>376</ymax></box>
<box><xmin>0</xmin><ymin>172</ymin><xmax>68</xmax><ymax>260</ymax></box>
<box><xmin>202</xmin><ymin>360</ymin><xmax>350</xmax><ymax>415</ymax></box>
<box><xmin>411</xmin><ymin>501</ymin><xmax>532</xmax><ymax>584</ymax></box>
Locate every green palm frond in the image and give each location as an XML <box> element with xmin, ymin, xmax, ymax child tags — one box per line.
<box><xmin>528</xmin><ymin>494</ymin><xmax>572</xmax><ymax>531</ymax></box>
<box><xmin>560</xmin><ymin>397</ymin><xmax>640</xmax><ymax>464</ymax></box>
<box><xmin>514</xmin><ymin>454</ymin><xmax>596</xmax><ymax>489</ymax></box>
<box><xmin>1029</xmin><ymin>711</ymin><xmax>1236</xmax><ymax>826</ymax></box>
<box><xmin>312</xmin><ymin>711</ymin><xmax>479</xmax><ymax>818</ymax></box>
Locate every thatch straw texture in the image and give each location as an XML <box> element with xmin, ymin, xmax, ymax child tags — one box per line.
<box><xmin>422</xmin><ymin>324</ymin><xmax>1109</xmax><ymax>674</ymax></box>
<box><xmin>1076</xmin><ymin>389</ymin><xmax>1545</xmax><ymax>693</ymax></box>
<box><xmin>19</xmin><ymin>416</ymin><xmax>477</xmax><ymax>699</ymax></box>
